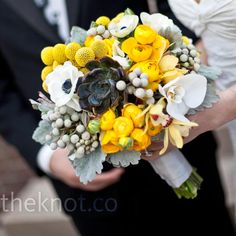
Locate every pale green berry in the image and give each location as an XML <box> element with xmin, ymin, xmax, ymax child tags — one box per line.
<box><xmin>57</xmin><ymin>140</ymin><xmax>66</xmax><ymax>148</ymax></box>
<box><xmin>62</xmin><ymin>134</ymin><xmax>70</xmax><ymax>143</ymax></box>
<box><xmin>102</xmin><ymin>30</ymin><xmax>110</xmax><ymax>39</ymax></box>
<box><xmin>146</xmin><ymin>97</ymin><xmax>155</xmax><ymax>105</ymax></box>
<box><xmin>94</xmin><ymin>35</ymin><xmax>103</xmax><ymax>41</ymax></box>
<box><xmin>182</xmin><ymin>48</ymin><xmax>189</xmax><ymax>55</ymax></box>
<box><xmin>190</xmin><ymin>50</ymin><xmax>197</xmax><ymax>57</ymax></box>
<box><xmin>64</xmin><ymin>119</ymin><xmax>72</xmax><ymax>128</ymax></box>
<box><xmin>76</xmin><ymin>124</ymin><xmax>85</xmax><ymax>133</ymax></box>
<box><xmin>59</xmin><ymin>106</ymin><xmax>67</xmax><ymax>115</ymax></box>
<box><xmin>135</xmin><ymin>88</ymin><xmax>146</xmax><ymax>99</ymax></box>
<box><xmin>45</xmin><ymin>134</ymin><xmax>52</xmax><ymax>141</ymax></box>
<box><xmin>183</xmin><ymin>62</ymin><xmax>190</xmax><ymax>68</ymax></box>
<box><xmin>92</xmin><ymin>141</ymin><xmax>99</xmax><ymax>148</ymax></box>
<box><xmin>132</xmin><ymin>77</ymin><xmax>141</xmax><ymax>87</ymax></box>
<box><xmin>140</xmin><ymin>73</ymin><xmax>148</xmax><ymax>80</ymax></box>
<box><xmin>70</xmin><ymin>134</ymin><xmax>79</xmax><ymax>144</ymax></box>
<box><xmin>87</xmin><ymin>27</ymin><xmax>97</xmax><ymax>36</ymax></box>
<box><xmin>180</xmin><ymin>54</ymin><xmax>188</xmax><ymax>62</ymax></box>
<box><xmin>71</xmin><ymin>112</ymin><xmax>80</xmax><ymax>122</ymax></box>
<box><xmin>77</xmin><ymin>146</ymin><xmax>85</xmax><ymax>155</ymax></box>
<box><xmin>56</xmin><ymin>118</ymin><xmax>64</xmax><ymax>128</ymax></box>
<box><xmin>82</xmin><ymin>131</ymin><xmax>90</xmax><ymax>140</ymax></box>
<box><xmin>141</xmin><ymin>78</ymin><xmax>148</xmax><ymax>87</ymax></box>
<box><xmin>194</xmin><ymin>63</ymin><xmax>200</xmax><ymax>71</ymax></box>
<box><xmin>52</xmin><ymin>128</ymin><xmax>60</xmax><ymax>136</ymax></box>
<box><xmin>116</xmin><ymin>80</ymin><xmax>126</xmax><ymax>91</ymax></box>
<box><xmin>128</xmin><ymin>72</ymin><xmax>137</xmax><ymax>81</ymax></box>
<box><xmin>133</xmin><ymin>68</ymin><xmax>142</xmax><ymax>76</ymax></box>
<box><xmin>50</xmin><ymin>143</ymin><xmax>57</xmax><ymax>150</ymax></box>
<box><xmin>146</xmin><ymin>89</ymin><xmax>154</xmax><ymax>98</ymax></box>
<box><xmin>97</xmin><ymin>25</ymin><xmax>106</xmax><ymax>34</ymax></box>
<box><xmin>127</xmin><ymin>86</ymin><xmax>135</xmax><ymax>94</ymax></box>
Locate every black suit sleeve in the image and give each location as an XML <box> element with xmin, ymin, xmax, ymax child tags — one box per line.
<box><xmin>0</xmin><ymin>52</ymin><xmax>42</xmax><ymax>172</ymax></box>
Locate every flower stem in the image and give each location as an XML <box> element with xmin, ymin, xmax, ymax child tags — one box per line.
<box><xmin>173</xmin><ymin>168</ymin><xmax>203</xmax><ymax>199</ymax></box>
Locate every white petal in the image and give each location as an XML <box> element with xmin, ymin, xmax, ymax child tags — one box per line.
<box><xmin>178</xmin><ymin>74</ymin><xmax>207</xmax><ymax>108</ymax></box>
<box><xmin>166</xmin><ymin>102</ymin><xmax>190</xmax><ymax>122</ymax></box>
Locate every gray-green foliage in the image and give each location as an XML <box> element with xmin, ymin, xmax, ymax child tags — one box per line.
<box><xmin>107</xmin><ymin>151</ymin><xmax>141</xmax><ymax>168</ymax></box>
<box><xmin>32</xmin><ymin>120</ymin><xmax>52</xmax><ymax>145</ymax></box>
<box><xmin>67</xmin><ymin>26</ymin><xmax>87</xmax><ymax>45</ymax></box>
<box><xmin>71</xmin><ymin>147</ymin><xmax>107</xmax><ymax>184</ymax></box>
<box><xmin>187</xmin><ymin>82</ymin><xmax>220</xmax><ymax>115</ymax></box>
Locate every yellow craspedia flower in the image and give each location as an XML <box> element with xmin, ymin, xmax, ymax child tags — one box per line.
<box><xmin>85</xmin><ymin>36</ymin><xmax>95</xmax><ymax>47</ymax></box>
<box><xmin>131</xmin><ymin>60</ymin><xmax>160</xmax><ymax>83</ymax></box>
<box><xmin>52</xmin><ymin>61</ymin><xmax>60</xmax><ymax>69</ymax></box>
<box><xmin>182</xmin><ymin>36</ymin><xmax>190</xmax><ymax>45</ymax></box>
<box><xmin>100</xmin><ymin>109</ymin><xmax>116</xmax><ymax>131</ymax></box>
<box><xmin>75</xmin><ymin>47</ymin><xmax>95</xmax><ymax>67</ymax></box>
<box><xmin>134</xmin><ymin>25</ymin><xmax>156</xmax><ymax>45</ymax></box>
<box><xmin>65</xmin><ymin>42</ymin><xmax>81</xmax><ymax>60</ymax></box>
<box><xmin>113</xmin><ymin>117</ymin><xmax>134</xmax><ymax>138</ymax></box>
<box><xmin>53</xmin><ymin>44</ymin><xmax>67</xmax><ymax>63</ymax></box>
<box><xmin>90</xmin><ymin>40</ymin><xmax>108</xmax><ymax>58</ymax></box>
<box><xmin>41</xmin><ymin>66</ymin><xmax>53</xmax><ymax>81</ymax></box>
<box><xmin>96</xmin><ymin>16</ymin><xmax>110</xmax><ymax>26</ymax></box>
<box><xmin>41</xmin><ymin>46</ymin><xmax>54</xmax><ymax>65</ymax></box>
<box><xmin>118</xmin><ymin>137</ymin><xmax>134</xmax><ymax>150</ymax></box>
<box><xmin>159</xmin><ymin>55</ymin><xmax>179</xmax><ymax>73</ymax></box>
<box><xmin>42</xmin><ymin>81</ymin><xmax>48</xmax><ymax>93</ymax></box>
<box><xmin>122</xmin><ymin>37</ymin><xmax>153</xmax><ymax>62</ymax></box>
<box><xmin>101</xmin><ymin>130</ymin><xmax>121</xmax><ymax>154</ymax></box>
<box><xmin>122</xmin><ymin>104</ymin><xmax>144</xmax><ymax>128</ymax></box>
<box><xmin>131</xmin><ymin>128</ymin><xmax>151</xmax><ymax>151</ymax></box>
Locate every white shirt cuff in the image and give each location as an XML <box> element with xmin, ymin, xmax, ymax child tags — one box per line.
<box><xmin>37</xmin><ymin>145</ymin><xmax>55</xmax><ymax>174</ymax></box>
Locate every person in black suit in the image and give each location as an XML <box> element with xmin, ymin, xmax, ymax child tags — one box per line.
<box><xmin>0</xmin><ymin>0</ymin><xmax>235</xmax><ymax>235</ymax></box>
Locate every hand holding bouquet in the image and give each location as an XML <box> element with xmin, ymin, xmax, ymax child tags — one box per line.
<box><xmin>31</xmin><ymin>9</ymin><xmax>220</xmax><ymax>199</ymax></box>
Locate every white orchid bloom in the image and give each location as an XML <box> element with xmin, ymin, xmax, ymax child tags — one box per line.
<box><xmin>46</xmin><ymin>61</ymin><xmax>83</xmax><ymax>107</ymax></box>
<box><xmin>109</xmin><ymin>15</ymin><xmax>139</xmax><ymax>38</ymax></box>
<box><xmin>159</xmin><ymin>74</ymin><xmax>207</xmax><ymax>122</ymax></box>
<box><xmin>140</xmin><ymin>12</ymin><xmax>174</xmax><ymax>33</ymax></box>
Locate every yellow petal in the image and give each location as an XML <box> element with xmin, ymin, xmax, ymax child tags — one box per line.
<box><xmin>169</xmin><ymin>125</ymin><xmax>183</xmax><ymax>148</ymax></box>
<box><xmin>159</xmin><ymin>55</ymin><xmax>179</xmax><ymax>72</ymax></box>
<box><xmin>160</xmin><ymin>128</ymin><xmax>169</xmax><ymax>155</ymax></box>
<box><xmin>121</xmin><ymin>37</ymin><xmax>137</xmax><ymax>55</ymax></box>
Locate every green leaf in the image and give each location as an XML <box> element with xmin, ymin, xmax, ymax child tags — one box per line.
<box><xmin>68</xmin><ymin>26</ymin><xmax>87</xmax><ymax>45</ymax></box>
<box><xmin>187</xmin><ymin>82</ymin><xmax>220</xmax><ymax>115</ymax></box>
<box><xmin>124</xmin><ymin>8</ymin><xmax>135</xmax><ymax>15</ymax></box>
<box><xmin>32</xmin><ymin>120</ymin><xmax>52</xmax><ymax>145</ymax></box>
<box><xmin>107</xmin><ymin>151</ymin><xmax>141</xmax><ymax>167</ymax></box>
<box><xmin>71</xmin><ymin>148</ymin><xmax>107</xmax><ymax>184</ymax></box>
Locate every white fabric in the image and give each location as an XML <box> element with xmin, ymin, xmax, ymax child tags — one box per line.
<box><xmin>148</xmin><ymin>149</ymin><xmax>193</xmax><ymax>188</ymax></box>
<box><xmin>37</xmin><ymin>145</ymin><xmax>55</xmax><ymax>174</ymax></box>
<box><xmin>34</xmin><ymin>0</ymin><xmax>70</xmax><ymax>41</ymax></box>
<box><xmin>168</xmin><ymin>0</ymin><xmax>236</xmax><ymax>89</ymax></box>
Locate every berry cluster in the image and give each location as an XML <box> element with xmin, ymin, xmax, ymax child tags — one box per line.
<box><xmin>42</xmin><ymin>105</ymin><xmax>98</xmax><ymax>159</ymax></box>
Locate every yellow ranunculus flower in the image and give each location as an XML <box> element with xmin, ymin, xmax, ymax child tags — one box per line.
<box><xmin>146</xmin><ymin>81</ymin><xmax>159</xmax><ymax>92</ymax></box>
<box><xmin>113</xmin><ymin>117</ymin><xmax>134</xmax><ymax>138</ymax></box>
<box><xmin>147</xmin><ymin>121</ymin><xmax>162</xmax><ymax>137</ymax></box>
<box><xmin>159</xmin><ymin>55</ymin><xmax>179</xmax><ymax>73</ymax></box>
<box><xmin>152</xmin><ymin>35</ymin><xmax>169</xmax><ymax>63</ymax></box>
<box><xmin>100</xmin><ymin>109</ymin><xmax>116</xmax><ymax>131</ymax></box>
<box><xmin>131</xmin><ymin>128</ymin><xmax>151</xmax><ymax>151</ymax></box>
<box><xmin>134</xmin><ymin>25</ymin><xmax>156</xmax><ymax>45</ymax></box>
<box><xmin>122</xmin><ymin>37</ymin><xmax>153</xmax><ymax>62</ymax></box>
<box><xmin>104</xmin><ymin>38</ymin><xmax>115</xmax><ymax>57</ymax></box>
<box><xmin>118</xmin><ymin>137</ymin><xmax>134</xmax><ymax>150</ymax></box>
<box><xmin>96</xmin><ymin>16</ymin><xmax>110</xmax><ymax>26</ymax></box>
<box><xmin>131</xmin><ymin>60</ymin><xmax>160</xmax><ymax>83</ymax></box>
<box><xmin>101</xmin><ymin>130</ymin><xmax>121</xmax><ymax>154</ymax></box>
<box><xmin>122</xmin><ymin>104</ymin><xmax>145</xmax><ymax>128</ymax></box>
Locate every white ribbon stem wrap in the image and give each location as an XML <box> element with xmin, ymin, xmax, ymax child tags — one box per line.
<box><xmin>148</xmin><ymin>149</ymin><xmax>192</xmax><ymax>188</ymax></box>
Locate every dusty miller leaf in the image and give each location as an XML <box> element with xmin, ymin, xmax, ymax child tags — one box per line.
<box><xmin>71</xmin><ymin>148</ymin><xmax>107</xmax><ymax>184</ymax></box>
<box><xmin>198</xmin><ymin>65</ymin><xmax>222</xmax><ymax>81</ymax></box>
<box><xmin>107</xmin><ymin>151</ymin><xmax>141</xmax><ymax>168</ymax></box>
<box><xmin>67</xmin><ymin>26</ymin><xmax>87</xmax><ymax>45</ymax></box>
<box><xmin>32</xmin><ymin>120</ymin><xmax>52</xmax><ymax>144</ymax></box>
<box><xmin>187</xmin><ymin>82</ymin><xmax>220</xmax><ymax>115</ymax></box>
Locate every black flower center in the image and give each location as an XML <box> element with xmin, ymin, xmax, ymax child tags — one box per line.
<box><xmin>62</xmin><ymin>79</ymin><xmax>72</xmax><ymax>94</ymax></box>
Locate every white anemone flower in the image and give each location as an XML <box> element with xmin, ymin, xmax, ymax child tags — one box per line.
<box><xmin>46</xmin><ymin>61</ymin><xmax>83</xmax><ymax>107</ymax></box>
<box><xmin>109</xmin><ymin>15</ymin><xmax>139</xmax><ymax>38</ymax></box>
<box><xmin>159</xmin><ymin>74</ymin><xmax>207</xmax><ymax>122</ymax></box>
<box><xmin>140</xmin><ymin>12</ymin><xmax>174</xmax><ymax>33</ymax></box>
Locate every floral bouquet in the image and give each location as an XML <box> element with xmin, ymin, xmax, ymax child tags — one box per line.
<box><xmin>31</xmin><ymin>9</ymin><xmax>220</xmax><ymax>199</ymax></box>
